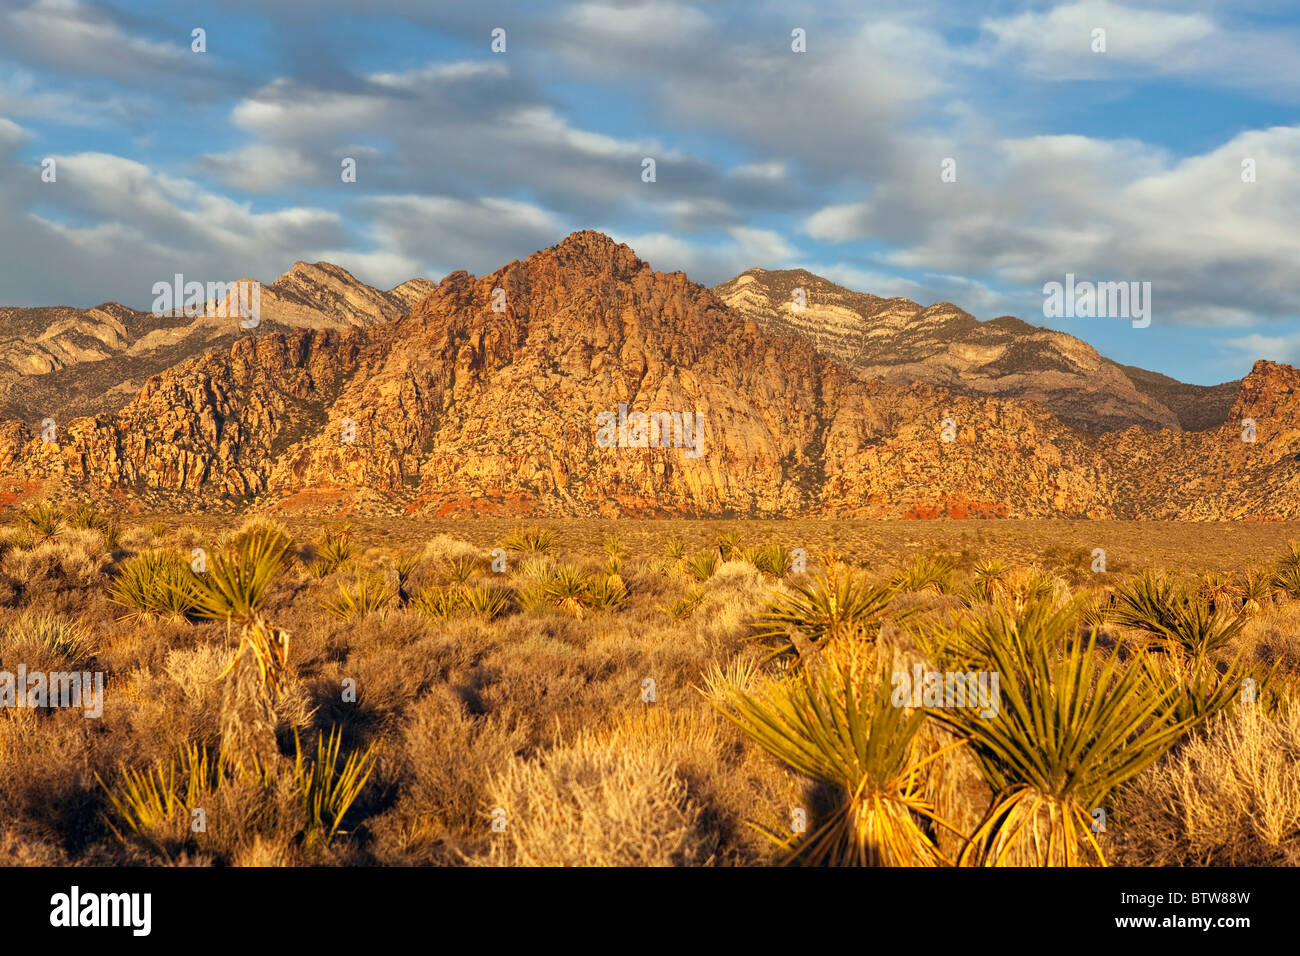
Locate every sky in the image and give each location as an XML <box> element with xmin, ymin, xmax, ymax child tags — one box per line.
<box><xmin>1</xmin><ymin>0</ymin><xmax>1299</xmax><ymax>385</ymax></box>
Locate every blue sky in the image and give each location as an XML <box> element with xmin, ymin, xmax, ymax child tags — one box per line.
<box><xmin>2</xmin><ymin>0</ymin><xmax>1299</xmax><ymax>384</ymax></box>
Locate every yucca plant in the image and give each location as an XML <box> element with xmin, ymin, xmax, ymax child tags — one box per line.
<box><xmin>745</xmin><ymin>543</ymin><xmax>793</xmax><ymax>577</ymax></box>
<box><xmin>392</xmin><ymin>554</ymin><xmax>419</xmax><ymax>604</ymax></box>
<box><xmin>660</xmin><ymin>586</ymin><xmax>704</xmax><ymax>621</ymax></box>
<box><xmin>108</xmin><ymin>550</ymin><xmax>196</xmax><ymax>623</ymax></box>
<box><xmin>311</xmin><ymin>524</ymin><xmax>355</xmax><ymax>576</ymax></box>
<box><xmin>601</xmin><ymin>533</ymin><xmax>628</xmax><ymax>559</ymax></box>
<box><xmin>664</xmin><ymin>536</ymin><xmax>687</xmax><ymax>561</ymax></box>
<box><xmin>294</xmin><ymin>727</ymin><xmax>378</xmax><ymax>847</ymax></box>
<box><xmin>442</xmin><ymin>555</ymin><xmax>479</xmax><ymax>588</ymax></box>
<box><xmin>925</xmin><ymin>595</ymin><xmax>1076</xmax><ymax>668</ymax></box>
<box><xmin>705</xmin><ymin>646</ymin><xmax>958</xmax><ymax>866</ymax></box>
<box><xmin>412</xmin><ymin>585</ymin><xmax>462</xmax><ymax>620</ymax></box>
<box><xmin>461</xmin><ymin>582</ymin><xmax>512</xmax><ymax>620</ymax></box>
<box><xmin>68</xmin><ymin>503</ymin><xmax>112</xmax><ymax>534</ymax></box>
<box><xmin>683</xmin><ymin>549</ymin><xmax>719</xmax><ymax>582</ymax></box>
<box><xmin>1141</xmin><ymin>652</ymin><xmax>1258</xmax><ymax>726</ymax></box>
<box><xmin>970</xmin><ymin>558</ymin><xmax>1010</xmax><ymax>603</ymax></box>
<box><xmin>893</xmin><ymin>554</ymin><xmax>957</xmax><ymax>594</ymax></box>
<box><xmin>175</xmin><ymin>527</ymin><xmax>293</xmax><ymax>767</ymax></box>
<box><xmin>22</xmin><ymin>502</ymin><xmax>65</xmax><ymax>541</ymax></box>
<box><xmin>588</xmin><ymin>573</ymin><xmax>628</xmax><ymax>612</ymax></box>
<box><xmin>1276</xmin><ymin>540</ymin><xmax>1300</xmax><ymax>573</ymax></box>
<box><xmin>1107</xmin><ymin>572</ymin><xmax>1248</xmax><ymax>660</ymax></box>
<box><xmin>1111</xmin><ymin>570</ymin><xmax>1245</xmax><ymax>659</ymax></box>
<box><xmin>97</xmin><ymin>743</ymin><xmax>225</xmax><ymax>853</ymax></box>
<box><xmin>929</xmin><ymin>603</ymin><xmax>1194</xmax><ymax>866</ymax></box>
<box><xmin>1200</xmin><ymin>571</ymin><xmax>1243</xmax><ymax>612</ymax></box>
<box><xmin>542</xmin><ymin>565</ymin><xmax>593</xmax><ymax>618</ymax></box>
<box><xmin>717</xmin><ymin>530</ymin><xmax>744</xmax><ymax>561</ymax></box>
<box><xmin>231</xmin><ymin>519</ymin><xmax>295</xmax><ymax>557</ymax></box>
<box><xmin>1242</xmin><ymin>568</ymin><xmax>1271</xmax><ymax>615</ymax></box>
<box><xmin>323</xmin><ymin>575</ymin><xmax>393</xmax><ymax>621</ymax></box>
<box><xmin>502</xmin><ymin>525</ymin><xmax>556</xmax><ymax>554</ymax></box>
<box><xmin>1271</xmin><ymin>564</ymin><xmax>1300</xmax><ymax>602</ymax></box>
<box><xmin>755</xmin><ymin>565</ymin><xmax>902</xmax><ymax>659</ymax></box>
<box><xmin>513</xmin><ymin>553</ymin><xmax>556</xmax><ymax>581</ymax></box>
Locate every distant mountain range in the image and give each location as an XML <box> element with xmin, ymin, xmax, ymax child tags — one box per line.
<box><xmin>712</xmin><ymin>268</ymin><xmax>1237</xmax><ymax>434</ymax></box>
<box><xmin>0</xmin><ymin>232</ymin><xmax>1293</xmax><ymax>519</ymax></box>
<box><xmin>0</xmin><ymin>262</ymin><xmax>432</xmax><ymax>424</ymax></box>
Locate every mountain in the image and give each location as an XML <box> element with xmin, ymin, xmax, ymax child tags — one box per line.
<box><xmin>712</xmin><ymin>268</ymin><xmax>1237</xmax><ymax>434</ymax></box>
<box><xmin>0</xmin><ymin>232</ymin><xmax>1293</xmax><ymax>519</ymax></box>
<box><xmin>0</xmin><ymin>263</ymin><xmax>432</xmax><ymax>426</ymax></box>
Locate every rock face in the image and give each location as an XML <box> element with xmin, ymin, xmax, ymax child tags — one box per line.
<box><xmin>713</xmin><ymin>268</ymin><xmax>1238</xmax><ymax>434</ymax></box>
<box><xmin>0</xmin><ymin>263</ymin><xmax>430</xmax><ymax>425</ymax></box>
<box><xmin>0</xmin><ymin>232</ymin><xmax>1294</xmax><ymax>519</ymax></box>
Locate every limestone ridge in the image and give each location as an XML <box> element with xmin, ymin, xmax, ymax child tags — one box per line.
<box><xmin>0</xmin><ymin>232</ymin><xmax>1293</xmax><ymax>519</ymax></box>
<box><xmin>713</xmin><ymin>268</ymin><xmax>1237</xmax><ymax>434</ymax></box>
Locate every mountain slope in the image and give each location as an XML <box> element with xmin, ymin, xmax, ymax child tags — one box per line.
<box><xmin>712</xmin><ymin>268</ymin><xmax>1237</xmax><ymax>434</ymax></box>
<box><xmin>0</xmin><ymin>232</ymin><xmax>1294</xmax><ymax>520</ymax></box>
<box><xmin>0</xmin><ymin>263</ymin><xmax>430</xmax><ymax>425</ymax></box>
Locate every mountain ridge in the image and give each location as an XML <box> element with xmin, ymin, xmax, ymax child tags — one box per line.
<box><xmin>712</xmin><ymin>267</ymin><xmax>1238</xmax><ymax>434</ymax></box>
<box><xmin>0</xmin><ymin>231</ymin><xmax>1291</xmax><ymax>519</ymax></box>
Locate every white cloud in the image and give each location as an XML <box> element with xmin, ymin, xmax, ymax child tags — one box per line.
<box><xmin>3</xmin><ymin>0</ymin><xmax>188</xmax><ymax>80</ymax></box>
<box><xmin>803</xmin><ymin>126</ymin><xmax>1300</xmax><ymax>325</ymax></box>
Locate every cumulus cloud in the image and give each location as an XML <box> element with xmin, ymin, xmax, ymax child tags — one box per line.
<box><xmin>804</xmin><ymin>126</ymin><xmax>1300</xmax><ymax>326</ymax></box>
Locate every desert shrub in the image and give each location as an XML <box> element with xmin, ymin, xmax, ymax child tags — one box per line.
<box><xmin>1112</xmin><ymin>704</ymin><xmax>1300</xmax><ymax>866</ymax></box>
<box><xmin>0</xmin><ymin>611</ymin><xmax>90</xmax><ymax>669</ymax></box>
<box><xmin>5</xmin><ymin>536</ymin><xmax>110</xmax><ymax>602</ymax></box>
<box><xmin>381</xmin><ymin>687</ymin><xmax>528</xmax><ymax>852</ymax></box>
<box><xmin>478</xmin><ymin>731</ymin><xmax>712</xmax><ymax>866</ymax></box>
